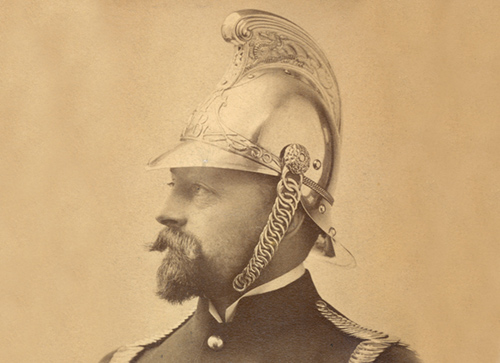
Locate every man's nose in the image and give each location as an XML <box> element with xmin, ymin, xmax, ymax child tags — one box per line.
<box><xmin>155</xmin><ymin>196</ymin><xmax>187</xmax><ymax>227</ymax></box>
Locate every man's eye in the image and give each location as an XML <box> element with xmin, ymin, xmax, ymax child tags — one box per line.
<box><xmin>167</xmin><ymin>182</ymin><xmax>175</xmax><ymax>188</ymax></box>
<box><xmin>191</xmin><ymin>184</ymin><xmax>207</xmax><ymax>195</ymax></box>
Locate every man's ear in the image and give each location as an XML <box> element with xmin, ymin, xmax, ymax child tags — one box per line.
<box><xmin>285</xmin><ymin>206</ymin><xmax>306</xmax><ymax>238</ymax></box>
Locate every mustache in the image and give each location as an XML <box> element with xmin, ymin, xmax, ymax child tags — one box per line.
<box><xmin>149</xmin><ymin>227</ymin><xmax>202</xmax><ymax>260</ymax></box>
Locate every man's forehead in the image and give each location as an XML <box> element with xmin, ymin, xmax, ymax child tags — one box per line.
<box><xmin>170</xmin><ymin>167</ymin><xmax>277</xmax><ymax>187</ymax></box>
<box><xmin>171</xmin><ymin>166</ymin><xmax>239</xmax><ymax>179</ymax></box>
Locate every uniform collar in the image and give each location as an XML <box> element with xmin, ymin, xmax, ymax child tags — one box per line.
<box><xmin>208</xmin><ymin>263</ymin><xmax>306</xmax><ymax>323</ymax></box>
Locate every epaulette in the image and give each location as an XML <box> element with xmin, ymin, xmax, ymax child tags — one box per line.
<box><xmin>109</xmin><ymin>310</ymin><xmax>195</xmax><ymax>363</ymax></box>
<box><xmin>315</xmin><ymin>300</ymin><xmax>406</xmax><ymax>363</ymax></box>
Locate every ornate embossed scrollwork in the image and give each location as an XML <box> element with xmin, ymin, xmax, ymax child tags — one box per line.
<box><xmin>181</xmin><ymin>84</ymin><xmax>284</xmax><ymax>172</ymax></box>
<box><xmin>219</xmin><ymin>10</ymin><xmax>341</xmax><ymax>128</ymax></box>
<box><xmin>181</xmin><ymin>94</ymin><xmax>282</xmax><ymax>173</ymax></box>
<box><xmin>282</xmin><ymin>143</ymin><xmax>310</xmax><ymax>175</ymax></box>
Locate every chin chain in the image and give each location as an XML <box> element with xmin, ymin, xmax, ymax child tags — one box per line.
<box><xmin>233</xmin><ymin>144</ymin><xmax>310</xmax><ymax>292</ymax></box>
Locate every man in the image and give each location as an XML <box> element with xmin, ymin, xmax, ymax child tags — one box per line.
<box><xmin>101</xmin><ymin>9</ymin><xmax>419</xmax><ymax>362</ymax></box>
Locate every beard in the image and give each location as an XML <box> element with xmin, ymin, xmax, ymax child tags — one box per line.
<box><xmin>149</xmin><ymin>227</ymin><xmax>204</xmax><ymax>304</ymax></box>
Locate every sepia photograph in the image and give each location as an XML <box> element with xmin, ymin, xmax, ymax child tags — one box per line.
<box><xmin>1</xmin><ymin>1</ymin><xmax>499</xmax><ymax>362</ymax></box>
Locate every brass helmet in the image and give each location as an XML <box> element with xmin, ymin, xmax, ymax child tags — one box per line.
<box><xmin>148</xmin><ymin>10</ymin><xmax>341</xmax><ymax>291</ymax></box>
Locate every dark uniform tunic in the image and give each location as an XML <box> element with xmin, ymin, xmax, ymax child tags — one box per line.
<box><xmin>101</xmin><ymin>271</ymin><xmax>419</xmax><ymax>362</ymax></box>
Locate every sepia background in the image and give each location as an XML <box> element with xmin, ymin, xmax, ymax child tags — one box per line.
<box><xmin>1</xmin><ymin>1</ymin><xmax>499</xmax><ymax>362</ymax></box>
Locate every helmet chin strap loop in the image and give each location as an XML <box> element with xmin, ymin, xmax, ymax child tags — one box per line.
<box><xmin>232</xmin><ymin>144</ymin><xmax>309</xmax><ymax>293</ymax></box>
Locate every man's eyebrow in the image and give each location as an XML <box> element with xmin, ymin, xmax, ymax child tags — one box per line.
<box><xmin>169</xmin><ymin>169</ymin><xmax>219</xmax><ymax>188</ymax></box>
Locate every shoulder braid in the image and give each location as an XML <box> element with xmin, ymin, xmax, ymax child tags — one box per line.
<box><xmin>109</xmin><ymin>310</ymin><xmax>195</xmax><ymax>363</ymax></box>
<box><xmin>316</xmin><ymin>300</ymin><xmax>404</xmax><ymax>363</ymax></box>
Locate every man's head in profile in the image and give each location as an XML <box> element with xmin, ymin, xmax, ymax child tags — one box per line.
<box><xmin>145</xmin><ymin>10</ymin><xmax>342</xmax><ymax>303</ymax></box>
<box><xmin>101</xmin><ymin>9</ymin><xmax>419</xmax><ymax>363</ymax></box>
<box><xmin>150</xmin><ymin>167</ymin><xmax>322</xmax><ymax>307</ymax></box>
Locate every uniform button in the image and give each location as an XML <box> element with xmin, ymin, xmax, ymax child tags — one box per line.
<box><xmin>207</xmin><ymin>335</ymin><xmax>224</xmax><ymax>351</ymax></box>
